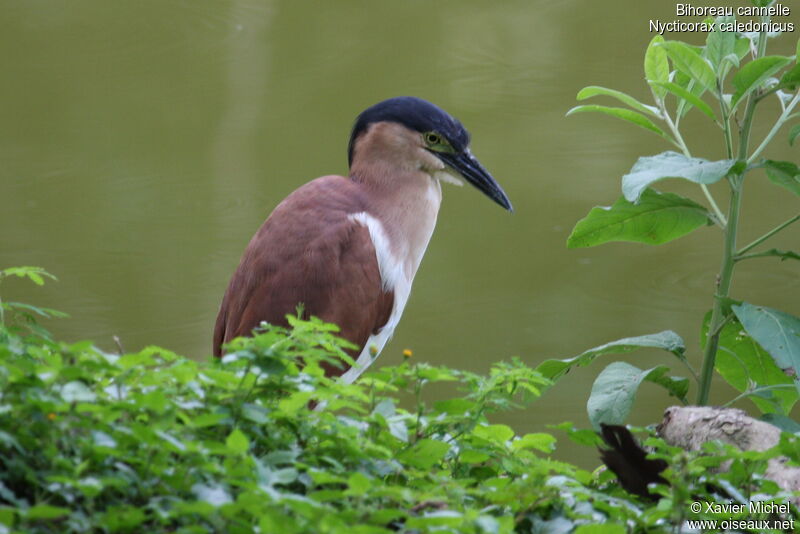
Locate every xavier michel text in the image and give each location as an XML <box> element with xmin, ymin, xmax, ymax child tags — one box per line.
<box><xmin>650</xmin><ymin>3</ymin><xmax>795</xmax><ymax>34</ymax></box>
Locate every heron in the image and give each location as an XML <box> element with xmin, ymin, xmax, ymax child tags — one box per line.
<box><xmin>213</xmin><ymin>96</ymin><xmax>512</xmax><ymax>383</ymax></box>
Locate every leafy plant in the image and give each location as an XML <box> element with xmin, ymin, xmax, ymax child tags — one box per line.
<box><xmin>561</xmin><ymin>3</ymin><xmax>800</xmax><ymax>429</ymax></box>
<box><xmin>0</xmin><ymin>267</ymin><xmax>66</xmax><ymax>341</ymax></box>
<box><xmin>4</xmin><ymin>267</ymin><xmax>797</xmax><ymax>532</ymax></box>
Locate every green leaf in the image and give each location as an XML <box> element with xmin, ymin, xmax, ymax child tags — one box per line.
<box><xmin>512</xmin><ymin>432</ymin><xmax>556</xmax><ymax>453</ymax></box>
<box><xmin>537</xmin><ymin>331</ymin><xmax>685</xmax><ymax>381</ymax></box>
<box><xmin>345</xmin><ymin>472</ymin><xmax>372</xmax><ymax>497</ymax></box>
<box><xmin>576</xmin><ymin>86</ymin><xmax>660</xmax><ymax>117</ymax></box>
<box><xmin>651</xmin><ymin>81</ymin><xmax>718</xmax><ymax>122</ymax></box>
<box><xmin>25</xmin><ymin>505</ymin><xmax>70</xmax><ymax>520</ymax></box>
<box><xmin>587</xmin><ymin>362</ymin><xmax>685</xmax><ymax>430</ymax></box>
<box><xmin>705</xmin><ymin>16</ymin><xmax>736</xmax><ymax>73</ymax></box>
<box><xmin>673</xmin><ymin>71</ymin><xmax>708</xmax><ymax>120</ymax></box>
<box><xmin>622</xmin><ymin>151</ymin><xmax>735</xmax><ymax>203</ymax></box>
<box><xmin>226</xmin><ymin>428</ymin><xmax>250</xmax><ymax>454</ymax></box>
<box><xmin>0</xmin><ymin>266</ymin><xmax>57</xmax><ymax>286</ymax></box>
<box><xmin>657</xmin><ymin>40</ymin><xmax>716</xmax><ymax>91</ymax></box>
<box><xmin>780</xmin><ymin>64</ymin><xmax>800</xmax><ymax>90</ymax></box>
<box><xmin>732</xmin><ymin>303</ymin><xmax>800</xmax><ymax>387</ymax></box>
<box><xmin>99</xmin><ymin>506</ymin><xmax>146</xmax><ymax>530</ymax></box>
<box><xmin>763</xmin><ymin>414</ymin><xmax>800</xmax><ymax>434</ymax></box>
<box><xmin>575</xmin><ymin>525</ymin><xmax>626</xmax><ymax>534</ymax></box>
<box><xmin>473</xmin><ymin>424</ymin><xmax>515</xmax><ymax>444</ymax></box>
<box><xmin>565</xmin><ymin>105</ymin><xmax>672</xmax><ymax>142</ymax></box>
<box><xmin>397</xmin><ymin>439</ymin><xmax>450</xmax><ymax>469</ymax></box>
<box><xmin>789</xmin><ymin>124</ymin><xmax>800</xmax><ymax>146</ymax></box>
<box><xmin>764</xmin><ymin>160</ymin><xmax>800</xmax><ymax>196</ymax></box>
<box><xmin>645</xmin><ymin>35</ymin><xmax>670</xmax><ymax>99</ymax></box>
<box><xmin>567</xmin><ymin>189</ymin><xmax>711</xmax><ymax>248</ymax></box>
<box><xmin>703</xmin><ymin>313</ymin><xmax>797</xmax><ymax>415</ymax></box>
<box><xmin>731</xmin><ymin>56</ymin><xmax>793</xmax><ymax>109</ymax></box>
<box><xmin>735</xmin><ymin>37</ymin><xmax>751</xmax><ymax>61</ymax></box>
<box><xmin>549</xmin><ymin>421</ymin><xmax>604</xmax><ymax>447</ymax></box>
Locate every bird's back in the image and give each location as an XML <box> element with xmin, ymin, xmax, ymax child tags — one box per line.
<box><xmin>213</xmin><ymin>175</ymin><xmax>394</xmax><ymax>374</ymax></box>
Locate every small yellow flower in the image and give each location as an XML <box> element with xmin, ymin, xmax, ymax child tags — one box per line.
<box><xmin>369</xmin><ymin>344</ymin><xmax>378</xmax><ymax>357</ymax></box>
<box><xmin>47</xmin><ymin>413</ymin><xmax>57</xmax><ymax>421</ymax></box>
<box><xmin>402</xmin><ymin>349</ymin><xmax>413</xmax><ymax>359</ymax></box>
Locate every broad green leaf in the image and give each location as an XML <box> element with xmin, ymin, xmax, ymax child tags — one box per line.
<box><xmin>226</xmin><ymin>428</ymin><xmax>249</xmax><ymax>454</ymax></box>
<box><xmin>789</xmin><ymin>124</ymin><xmax>800</xmax><ymax>146</ymax></box>
<box><xmin>345</xmin><ymin>472</ymin><xmax>371</xmax><ymax>496</ymax></box>
<box><xmin>703</xmin><ymin>313</ymin><xmax>797</xmax><ymax>415</ymax></box>
<box><xmin>645</xmin><ymin>35</ymin><xmax>670</xmax><ymax>99</ymax></box>
<box><xmin>406</xmin><ymin>511</ymin><xmax>464</xmax><ymax>529</ymax></box>
<box><xmin>657</xmin><ymin>40</ymin><xmax>716</xmax><ymax>91</ymax></box>
<box><xmin>575</xmin><ymin>524</ymin><xmax>626</xmax><ymax>534</ymax></box>
<box><xmin>565</xmin><ymin>105</ymin><xmax>672</xmax><ymax>142</ymax></box>
<box><xmin>587</xmin><ymin>362</ymin><xmax>687</xmax><ymax>430</ymax></box>
<box><xmin>512</xmin><ymin>432</ymin><xmax>556</xmax><ymax>453</ymax></box>
<box><xmin>567</xmin><ymin>189</ymin><xmax>711</xmax><ymax>248</ymax></box>
<box><xmin>780</xmin><ymin>64</ymin><xmax>800</xmax><ymax>90</ymax></box>
<box><xmin>763</xmin><ymin>160</ymin><xmax>800</xmax><ymax>196</ymax></box>
<box><xmin>731</xmin><ymin>56</ymin><xmax>793</xmax><ymax>109</ymax></box>
<box><xmin>549</xmin><ymin>421</ymin><xmax>605</xmax><ymax>447</ymax></box>
<box><xmin>651</xmin><ymin>81</ymin><xmax>718</xmax><ymax>121</ymax></box>
<box><xmin>537</xmin><ymin>331</ymin><xmax>685</xmax><ymax>381</ymax></box>
<box><xmin>622</xmin><ymin>152</ymin><xmax>735</xmax><ymax>203</ymax></box>
<box><xmin>576</xmin><ymin>86</ymin><xmax>660</xmax><ymax>117</ymax></box>
<box><xmin>735</xmin><ymin>37</ymin><xmax>751</xmax><ymax>61</ymax></box>
<box><xmin>397</xmin><ymin>438</ymin><xmax>449</xmax><ymax>469</ymax></box>
<box><xmin>763</xmin><ymin>414</ymin><xmax>800</xmax><ymax>434</ymax></box>
<box><xmin>99</xmin><ymin>506</ymin><xmax>146</xmax><ymax>530</ymax></box>
<box><xmin>25</xmin><ymin>505</ymin><xmax>70</xmax><ymax>520</ymax></box>
<box><xmin>473</xmin><ymin>424</ymin><xmax>515</xmax><ymax>444</ymax></box>
<box><xmin>705</xmin><ymin>16</ymin><xmax>736</xmax><ymax>73</ymax></box>
<box><xmin>732</xmin><ymin>303</ymin><xmax>800</xmax><ymax>387</ymax></box>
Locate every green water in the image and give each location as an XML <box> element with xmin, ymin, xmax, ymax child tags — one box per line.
<box><xmin>2</xmin><ymin>1</ymin><xmax>798</xmax><ymax>456</ymax></box>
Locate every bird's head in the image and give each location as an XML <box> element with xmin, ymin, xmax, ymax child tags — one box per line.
<box><xmin>348</xmin><ymin>96</ymin><xmax>513</xmax><ymax>212</ymax></box>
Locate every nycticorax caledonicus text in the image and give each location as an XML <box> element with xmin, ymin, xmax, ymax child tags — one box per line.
<box><xmin>213</xmin><ymin>96</ymin><xmax>512</xmax><ymax>382</ymax></box>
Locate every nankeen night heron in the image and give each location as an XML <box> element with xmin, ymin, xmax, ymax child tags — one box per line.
<box><xmin>213</xmin><ymin>96</ymin><xmax>512</xmax><ymax>382</ymax></box>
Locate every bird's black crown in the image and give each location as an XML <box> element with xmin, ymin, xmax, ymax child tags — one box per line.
<box><xmin>348</xmin><ymin>96</ymin><xmax>470</xmax><ymax>166</ymax></box>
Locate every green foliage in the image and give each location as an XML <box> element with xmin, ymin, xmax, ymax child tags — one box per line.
<box><xmin>701</xmin><ymin>313</ymin><xmax>798</xmax><ymax>417</ymax></box>
<box><xmin>0</xmin><ymin>267</ymin><xmax>67</xmax><ymax>341</ymax></box>
<box><xmin>565</xmin><ymin>5</ymin><xmax>800</xmax><ymax>423</ymax></box>
<box><xmin>587</xmin><ymin>362</ymin><xmax>688</xmax><ymax>430</ymax></box>
<box><xmin>566</xmin><ymin>190</ymin><xmax>711</xmax><ymax>247</ymax></box>
<box><xmin>620</xmin><ymin>152</ymin><xmax>734</xmax><ymax>203</ymax></box>
<box><xmin>3</xmin><ymin>270</ymin><xmax>797</xmax><ymax>532</ymax></box>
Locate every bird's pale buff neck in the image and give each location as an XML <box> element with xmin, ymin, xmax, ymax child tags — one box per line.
<box><xmin>348</xmin><ymin>121</ymin><xmax>443</xmax><ymax>279</ymax></box>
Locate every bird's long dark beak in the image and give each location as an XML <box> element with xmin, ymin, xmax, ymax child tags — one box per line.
<box><xmin>437</xmin><ymin>151</ymin><xmax>513</xmax><ymax>212</ymax></box>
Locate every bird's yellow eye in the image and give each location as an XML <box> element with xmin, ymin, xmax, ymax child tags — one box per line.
<box><xmin>424</xmin><ymin>132</ymin><xmax>442</xmax><ymax>145</ymax></box>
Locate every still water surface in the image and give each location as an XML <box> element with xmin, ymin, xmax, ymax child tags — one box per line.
<box><xmin>2</xmin><ymin>1</ymin><xmax>798</xmax><ymax>461</ymax></box>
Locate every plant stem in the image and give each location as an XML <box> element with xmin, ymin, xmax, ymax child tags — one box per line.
<box><xmin>737</xmin><ymin>213</ymin><xmax>800</xmax><ymax>255</ymax></box>
<box><xmin>717</xmin><ymin>79</ymin><xmax>735</xmax><ymax>160</ymax></box>
<box><xmin>696</xmin><ymin>22</ymin><xmax>770</xmax><ymax>405</ymax></box>
<box><xmin>696</xmin><ymin>182</ymin><xmax>743</xmax><ymax>405</ymax></box>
